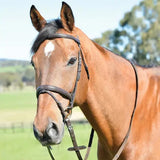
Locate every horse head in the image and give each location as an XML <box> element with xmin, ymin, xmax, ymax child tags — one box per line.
<box><xmin>30</xmin><ymin>2</ymin><xmax>88</xmax><ymax>146</ymax></box>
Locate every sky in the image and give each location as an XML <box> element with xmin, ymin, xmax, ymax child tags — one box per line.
<box><xmin>0</xmin><ymin>0</ymin><xmax>142</xmax><ymax>61</ymax></box>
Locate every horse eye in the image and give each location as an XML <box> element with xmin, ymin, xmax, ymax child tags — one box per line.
<box><xmin>67</xmin><ymin>57</ymin><xmax>77</xmax><ymax>66</ymax></box>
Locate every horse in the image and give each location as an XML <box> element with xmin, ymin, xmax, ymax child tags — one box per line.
<box><xmin>30</xmin><ymin>2</ymin><xmax>160</xmax><ymax>160</ymax></box>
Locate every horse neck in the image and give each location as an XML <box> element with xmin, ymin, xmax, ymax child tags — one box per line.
<box><xmin>76</xmin><ymin>28</ymin><xmax>137</xmax><ymax>150</ymax></box>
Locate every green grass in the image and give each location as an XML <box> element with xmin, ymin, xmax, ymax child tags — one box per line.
<box><xmin>0</xmin><ymin>125</ymin><xmax>97</xmax><ymax>160</ymax></box>
<box><xmin>0</xmin><ymin>87</ymin><xmax>36</xmax><ymax>110</ymax></box>
<box><xmin>0</xmin><ymin>65</ymin><xmax>28</xmax><ymax>73</ymax></box>
<box><xmin>0</xmin><ymin>88</ymin><xmax>37</xmax><ymax>124</ymax></box>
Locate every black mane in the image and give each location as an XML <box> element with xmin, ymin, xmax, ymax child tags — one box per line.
<box><xmin>31</xmin><ymin>19</ymin><xmax>63</xmax><ymax>54</ymax></box>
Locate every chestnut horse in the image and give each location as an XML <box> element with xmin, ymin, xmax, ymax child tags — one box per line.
<box><xmin>30</xmin><ymin>2</ymin><xmax>160</xmax><ymax>160</ymax></box>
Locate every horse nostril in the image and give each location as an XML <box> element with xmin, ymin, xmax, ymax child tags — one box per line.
<box><xmin>46</xmin><ymin>122</ymin><xmax>59</xmax><ymax>138</ymax></box>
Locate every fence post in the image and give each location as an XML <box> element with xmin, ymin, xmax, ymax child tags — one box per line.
<box><xmin>11</xmin><ymin>123</ymin><xmax>15</xmax><ymax>133</ymax></box>
<box><xmin>21</xmin><ymin>122</ymin><xmax>24</xmax><ymax>132</ymax></box>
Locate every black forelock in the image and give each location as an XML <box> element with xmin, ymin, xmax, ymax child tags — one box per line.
<box><xmin>31</xmin><ymin>19</ymin><xmax>63</xmax><ymax>54</ymax></box>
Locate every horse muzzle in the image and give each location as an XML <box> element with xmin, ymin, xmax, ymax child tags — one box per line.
<box><xmin>33</xmin><ymin>121</ymin><xmax>64</xmax><ymax>146</ymax></box>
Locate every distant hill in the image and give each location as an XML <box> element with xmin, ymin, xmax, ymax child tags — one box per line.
<box><xmin>0</xmin><ymin>59</ymin><xmax>29</xmax><ymax>67</ymax></box>
<box><xmin>0</xmin><ymin>59</ymin><xmax>32</xmax><ymax>73</ymax></box>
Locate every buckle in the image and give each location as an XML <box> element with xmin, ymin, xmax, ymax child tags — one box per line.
<box><xmin>68</xmin><ymin>145</ymin><xmax>86</xmax><ymax>151</ymax></box>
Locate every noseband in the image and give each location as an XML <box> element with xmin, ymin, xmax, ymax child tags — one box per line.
<box><xmin>36</xmin><ymin>33</ymin><xmax>139</xmax><ymax>160</ymax></box>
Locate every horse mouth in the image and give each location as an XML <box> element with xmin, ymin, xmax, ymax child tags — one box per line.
<box><xmin>33</xmin><ymin>122</ymin><xmax>64</xmax><ymax>146</ymax></box>
<box><xmin>40</xmin><ymin>137</ymin><xmax>61</xmax><ymax>146</ymax></box>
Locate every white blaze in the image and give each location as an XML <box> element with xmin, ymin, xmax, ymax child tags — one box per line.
<box><xmin>44</xmin><ymin>42</ymin><xmax>55</xmax><ymax>57</ymax></box>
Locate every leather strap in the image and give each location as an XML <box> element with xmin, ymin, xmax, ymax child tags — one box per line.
<box><xmin>37</xmin><ymin>85</ymin><xmax>72</xmax><ymax>101</ymax></box>
<box><xmin>112</xmin><ymin>60</ymin><xmax>138</xmax><ymax>160</ymax></box>
<box><xmin>47</xmin><ymin>33</ymin><xmax>80</xmax><ymax>45</ymax></box>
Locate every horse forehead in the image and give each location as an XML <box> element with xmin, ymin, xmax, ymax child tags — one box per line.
<box><xmin>44</xmin><ymin>41</ymin><xmax>55</xmax><ymax>57</ymax></box>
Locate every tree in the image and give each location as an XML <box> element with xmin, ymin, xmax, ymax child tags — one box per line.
<box><xmin>22</xmin><ymin>67</ymin><xmax>35</xmax><ymax>85</ymax></box>
<box><xmin>0</xmin><ymin>72</ymin><xmax>21</xmax><ymax>88</ymax></box>
<box><xmin>94</xmin><ymin>0</ymin><xmax>160</xmax><ymax>65</ymax></box>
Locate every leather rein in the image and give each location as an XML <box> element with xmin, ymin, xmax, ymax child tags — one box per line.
<box><xmin>36</xmin><ymin>33</ymin><xmax>138</xmax><ymax>160</ymax></box>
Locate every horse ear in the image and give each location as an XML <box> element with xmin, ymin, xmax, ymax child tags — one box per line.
<box><xmin>30</xmin><ymin>5</ymin><xmax>46</xmax><ymax>32</ymax></box>
<box><xmin>60</xmin><ymin>2</ymin><xmax>75</xmax><ymax>32</ymax></box>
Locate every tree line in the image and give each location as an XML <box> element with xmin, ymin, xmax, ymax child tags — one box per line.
<box><xmin>94</xmin><ymin>0</ymin><xmax>160</xmax><ymax>66</ymax></box>
<box><xmin>0</xmin><ymin>59</ymin><xmax>34</xmax><ymax>89</ymax></box>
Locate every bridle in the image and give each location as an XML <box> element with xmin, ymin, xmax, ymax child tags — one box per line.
<box><xmin>36</xmin><ymin>33</ymin><xmax>139</xmax><ymax>160</ymax></box>
<box><xmin>36</xmin><ymin>33</ymin><xmax>91</xmax><ymax>160</ymax></box>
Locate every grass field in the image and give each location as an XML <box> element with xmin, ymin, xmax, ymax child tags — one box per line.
<box><xmin>0</xmin><ymin>88</ymin><xmax>97</xmax><ymax>160</ymax></box>
<box><xmin>0</xmin><ymin>125</ymin><xmax>97</xmax><ymax>160</ymax></box>
<box><xmin>0</xmin><ymin>64</ymin><xmax>32</xmax><ymax>73</ymax></box>
<box><xmin>0</xmin><ymin>87</ymin><xmax>36</xmax><ymax>110</ymax></box>
<box><xmin>0</xmin><ymin>65</ymin><xmax>24</xmax><ymax>73</ymax></box>
<box><xmin>0</xmin><ymin>87</ymin><xmax>36</xmax><ymax>124</ymax></box>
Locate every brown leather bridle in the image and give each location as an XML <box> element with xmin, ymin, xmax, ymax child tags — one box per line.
<box><xmin>36</xmin><ymin>33</ymin><xmax>138</xmax><ymax>160</ymax></box>
<box><xmin>36</xmin><ymin>33</ymin><xmax>91</xmax><ymax>160</ymax></box>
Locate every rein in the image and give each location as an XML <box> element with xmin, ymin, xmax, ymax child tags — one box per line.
<box><xmin>36</xmin><ymin>33</ymin><xmax>139</xmax><ymax>160</ymax></box>
<box><xmin>112</xmin><ymin>60</ymin><xmax>138</xmax><ymax>160</ymax></box>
